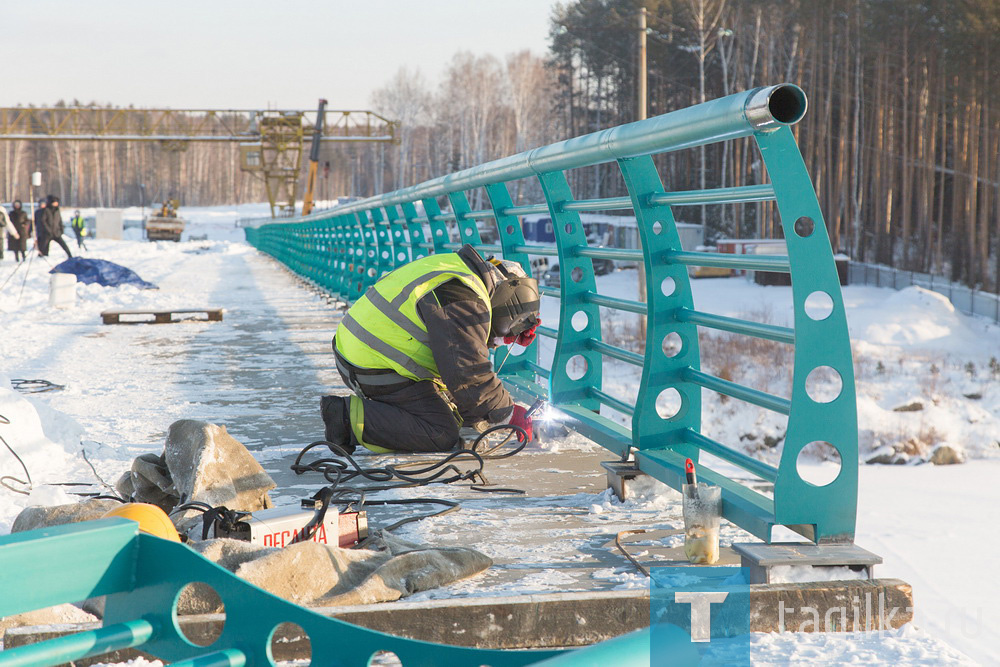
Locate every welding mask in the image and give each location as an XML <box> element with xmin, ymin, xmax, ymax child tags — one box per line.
<box><xmin>488</xmin><ymin>259</ymin><xmax>540</xmax><ymax>339</ymax></box>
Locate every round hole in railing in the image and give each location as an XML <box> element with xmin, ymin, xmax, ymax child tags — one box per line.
<box><xmin>571</xmin><ymin>310</ymin><xmax>589</xmax><ymax>332</ymax></box>
<box><xmin>794</xmin><ymin>216</ymin><xmax>815</xmax><ymax>238</ymax></box>
<box><xmin>566</xmin><ymin>355</ymin><xmax>588</xmax><ymax>380</ymax></box>
<box><xmin>435</xmin><ymin>229</ymin><xmax>443</xmax><ymax>236</ymax></box>
<box><xmin>506</xmin><ymin>225</ymin><xmax>515</xmax><ymax>234</ymax></box>
<box><xmin>661</xmin><ymin>276</ymin><xmax>676</xmax><ymax>297</ymax></box>
<box><xmin>464</xmin><ymin>227</ymin><xmax>474</xmax><ymax>236</ymax></box>
<box><xmin>368</xmin><ymin>268</ymin><xmax>377</xmax><ymax>278</ymax></box>
<box><xmin>369</xmin><ymin>651</ymin><xmax>403</xmax><ymax>666</ymax></box>
<box><xmin>805</xmin><ymin>366</ymin><xmax>843</xmax><ymax>403</ymax></box>
<box><xmin>381</xmin><ymin>251</ymin><xmax>389</xmax><ymax>259</ymax></box>
<box><xmin>175</xmin><ymin>582</ymin><xmax>224</xmax><ymax>646</ymax></box>
<box><xmin>652</xmin><ymin>221</ymin><xmax>663</xmax><ymax>235</ymax></box>
<box><xmin>564</xmin><ymin>223</ymin><xmax>574</xmax><ymax>234</ymax></box>
<box><xmin>796</xmin><ymin>441</ymin><xmax>842</xmax><ymax>487</ymax></box>
<box><xmin>655</xmin><ymin>388</ymin><xmax>683</xmax><ymax>419</ymax></box>
<box><xmin>413</xmin><ymin>229</ymin><xmax>422</xmax><ymax>237</ymax></box>
<box><xmin>804</xmin><ymin>291</ymin><xmax>834</xmax><ymax>320</ymax></box>
<box><xmin>570</xmin><ymin>266</ymin><xmax>584</xmax><ymax>283</ymax></box>
<box><xmin>397</xmin><ymin>252</ymin><xmax>407</xmax><ymax>262</ymax></box>
<box><xmin>662</xmin><ymin>332</ymin><xmax>683</xmax><ymax>358</ymax></box>
<box><xmin>394</xmin><ymin>230</ymin><xmax>402</xmax><ymax>238</ymax></box>
<box><xmin>506</xmin><ymin>342</ymin><xmax>526</xmax><ymax>357</ymax></box>
<box><xmin>270</xmin><ymin>622</ymin><xmax>311</xmax><ymax>665</ymax></box>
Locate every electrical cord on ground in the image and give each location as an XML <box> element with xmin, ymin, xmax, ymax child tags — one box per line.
<box><xmin>0</xmin><ymin>413</ymin><xmax>32</xmax><ymax>495</ymax></box>
<box><xmin>289</xmin><ymin>424</ymin><xmax>530</xmax><ymax>537</ymax></box>
<box><xmin>11</xmin><ymin>379</ymin><xmax>66</xmax><ymax>394</ymax></box>
<box><xmin>615</xmin><ymin>529</ymin><xmax>651</xmax><ymax>578</ymax></box>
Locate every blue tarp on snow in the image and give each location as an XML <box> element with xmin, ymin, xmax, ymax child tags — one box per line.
<box><xmin>50</xmin><ymin>257</ymin><xmax>157</xmax><ymax>290</ymax></box>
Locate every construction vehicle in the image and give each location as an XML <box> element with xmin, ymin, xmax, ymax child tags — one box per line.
<box><xmin>145</xmin><ymin>199</ymin><xmax>185</xmax><ymax>242</ymax></box>
<box><xmin>300</xmin><ymin>98</ymin><xmax>327</xmax><ymax>216</ymax></box>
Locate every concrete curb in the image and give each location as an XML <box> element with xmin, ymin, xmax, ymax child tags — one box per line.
<box><xmin>3</xmin><ymin>579</ymin><xmax>913</xmax><ymax>663</ymax></box>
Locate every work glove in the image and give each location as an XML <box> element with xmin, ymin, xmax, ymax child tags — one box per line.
<box><xmin>503</xmin><ymin>317</ymin><xmax>540</xmax><ymax>347</ymax></box>
<box><xmin>506</xmin><ymin>404</ymin><xmax>534</xmax><ymax>443</ymax></box>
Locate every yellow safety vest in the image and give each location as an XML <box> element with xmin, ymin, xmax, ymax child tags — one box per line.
<box><xmin>334</xmin><ymin>253</ymin><xmax>492</xmax><ymax>382</ymax></box>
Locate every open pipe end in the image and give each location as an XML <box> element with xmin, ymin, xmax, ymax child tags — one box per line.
<box><xmin>745</xmin><ymin>84</ymin><xmax>808</xmax><ymax>131</ymax></box>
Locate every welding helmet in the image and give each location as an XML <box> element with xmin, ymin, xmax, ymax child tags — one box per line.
<box><xmin>487</xmin><ymin>258</ymin><xmax>540</xmax><ymax>338</ymax></box>
<box><xmin>102</xmin><ymin>502</ymin><xmax>181</xmax><ymax>542</ymax></box>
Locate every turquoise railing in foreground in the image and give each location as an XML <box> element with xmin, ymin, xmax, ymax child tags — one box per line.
<box><xmin>0</xmin><ymin>519</ymin><xmax>655</xmax><ymax>666</ymax></box>
<box><xmin>246</xmin><ymin>84</ymin><xmax>858</xmax><ymax>545</ymax></box>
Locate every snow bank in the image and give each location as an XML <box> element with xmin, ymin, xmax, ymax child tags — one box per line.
<box><xmin>0</xmin><ymin>375</ymin><xmax>88</xmax><ymax>533</ymax></box>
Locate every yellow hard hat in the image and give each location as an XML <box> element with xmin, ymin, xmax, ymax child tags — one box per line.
<box><xmin>102</xmin><ymin>503</ymin><xmax>181</xmax><ymax>542</ymax></box>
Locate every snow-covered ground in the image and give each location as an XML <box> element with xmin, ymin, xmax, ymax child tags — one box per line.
<box><xmin>1</xmin><ymin>204</ymin><xmax>997</xmax><ymax>664</ymax></box>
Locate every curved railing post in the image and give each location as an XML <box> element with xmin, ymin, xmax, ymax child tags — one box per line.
<box><xmin>537</xmin><ymin>172</ymin><xmax>603</xmax><ymax>425</ymax></box>
<box><xmin>401</xmin><ymin>201</ymin><xmax>429</xmax><ymax>261</ymax></box>
<box><xmin>422</xmin><ymin>197</ymin><xmax>451</xmax><ymax>253</ymax></box>
<box><xmin>756</xmin><ymin>126</ymin><xmax>858</xmax><ymax>543</ymax></box>
<box><xmin>448</xmin><ymin>191</ymin><xmax>482</xmax><ymax>247</ymax></box>
<box><xmin>617</xmin><ymin>155</ymin><xmax>702</xmax><ymax>457</ymax></box>
<box><xmin>382</xmin><ymin>205</ymin><xmax>411</xmax><ymax>269</ymax></box>
<box><xmin>485</xmin><ymin>182</ymin><xmax>538</xmax><ymax>379</ymax></box>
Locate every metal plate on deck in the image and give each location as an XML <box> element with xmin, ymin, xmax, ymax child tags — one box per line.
<box><xmin>732</xmin><ymin>542</ymin><xmax>883</xmax><ymax>567</ymax></box>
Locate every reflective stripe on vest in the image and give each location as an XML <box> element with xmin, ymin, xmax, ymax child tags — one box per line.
<box><xmin>334</xmin><ymin>253</ymin><xmax>491</xmax><ymax>382</ymax></box>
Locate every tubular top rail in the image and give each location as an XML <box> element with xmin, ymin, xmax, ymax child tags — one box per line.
<box><xmin>246</xmin><ymin>83</ymin><xmax>859</xmax><ymax>546</ymax></box>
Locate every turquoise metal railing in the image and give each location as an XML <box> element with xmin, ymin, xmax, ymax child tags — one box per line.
<box><xmin>0</xmin><ymin>519</ymin><xmax>652</xmax><ymax>666</ymax></box>
<box><xmin>246</xmin><ymin>84</ymin><xmax>858</xmax><ymax>545</ymax></box>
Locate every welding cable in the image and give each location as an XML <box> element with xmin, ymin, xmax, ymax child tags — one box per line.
<box><xmin>291</xmin><ymin>424</ymin><xmax>528</xmax><ymax>488</ymax></box>
<box><xmin>342</xmin><ymin>495</ymin><xmax>461</xmax><ymax>534</ymax></box>
<box><xmin>169</xmin><ymin>502</ymin><xmax>250</xmax><ymax>541</ymax></box>
<box><xmin>10</xmin><ymin>379</ymin><xmax>66</xmax><ymax>394</ymax></box>
<box><xmin>614</xmin><ymin>529</ymin><xmax>651</xmax><ymax>578</ymax></box>
<box><xmin>0</xmin><ymin>414</ymin><xmax>32</xmax><ymax>496</ymax></box>
<box><xmin>292</xmin><ymin>486</ymin><xmax>336</xmax><ymax>544</ymax></box>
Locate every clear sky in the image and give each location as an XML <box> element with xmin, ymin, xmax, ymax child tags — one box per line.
<box><xmin>3</xmin><ymin>0</ymin><xmax>561</xmax><ymax>111</ymax></box>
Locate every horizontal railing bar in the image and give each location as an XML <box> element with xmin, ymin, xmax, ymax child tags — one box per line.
<box><xmin>560</xmin><ymin>196</ymin><xmax>634</xmax><ymax>212</ymax></box>
<box><xmin>666</xmin><ymin>250</ymin><xmax>790</xmax><ymax>272</ymax></box>
<box><xmin>677</xmin><ymin>308</ymin><xmax>795</xmax><ymax>344</ymax></box>
<box><xmin>589</xmin><ymin>387</ymin><xmax>636</xmax><ymax>416</ymax></box>
<box><xmin>467</xmin><ymin>209</ymin><xmax>497</xmax><ymax>220</ymax></box>
<box><xmin>0</xmin><ymin>619</ymin><xmax>155</xmax><ymax>667</ymax></box>
<box><xmin>431</xmin><ymin>213</ymin><xmax>456</xmax><ymax>222</ymax></box>
<box><xmin>647</xmin><ymin>184</ymin><xmax>776</xmax><ymax>206</ymax></box>
<box><xmin>588</xmin><ymin>339</ymin><xmax>644</xmax><ymax>367</ymax></box>
<box><xmin>681</xmin><ymin>429</ymin><xmax>779</xmax><ymax>483</ymax></box>
<box><xmin>536</xmin><ymin>325</ymin><xmax>558</xmax><ymax>338</ymax></box>
<box><xmin>511</xmin><ymin>244</ymin><xmax>559</xmax><ymax>257</ymax></box>
<box><xmin>682</xmin><ymin>368</ymin><xmax>791</xmax><ymax>415</ymax></box>
<box><xmin>538</xmin><ymin>285</ymin><xmax>560</xmax><ymax>298</ymax></box>
<box><xmin>525</xmin><ymin>361</ymin><xmax>551</xmax><ymax>377</ymax></box>
<box><xmin>170</xmin><ymin>648</ymin><xmax>247</xmax><ymax>667</ymax></box>
<box><xmin>575</xmin><ymin>247</ymin><xmax>643</xmax><ymax>261</ymax></box>
<box><xmin>584</xmin><ymin>292</ymin><xmax>648</xmax><ymax>315</ymax></box>
<box><xmin>501</xmin><ymin>203</ymin><xmax>549</xmax><ymax>216</ymax></box>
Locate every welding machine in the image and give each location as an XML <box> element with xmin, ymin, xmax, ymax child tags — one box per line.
<box><xmin>212</xmin><ymin>499</ymin><xmax>368</xmax><ymax>548</ymax></box>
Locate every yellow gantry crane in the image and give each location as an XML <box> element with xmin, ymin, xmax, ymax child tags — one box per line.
<box><xmin>0</xmin><ymin>105</ymin><xmax>397</xmax><ymax>218</ymax></box>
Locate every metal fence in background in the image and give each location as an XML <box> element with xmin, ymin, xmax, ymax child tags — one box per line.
<box><xmin>848</xmin><ymin>262</ymin><xmax>1000</xmax><ymax>324</ymax></box>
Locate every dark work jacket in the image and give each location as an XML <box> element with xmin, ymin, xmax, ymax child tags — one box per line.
<box><xmin>9</xmin><ymin>208</ymin><xmax>30</xmax><ymax>237</ymax></box>
<box><xmin>44</xmin><ymin>206</ymin><xmax>65</xmax><ymax>237</ymax></box>
<box><xmin>413</xmin><ymin>245</ymin><xmax>514</xmax><ymax>425</ymax></box>
<box><xmin>34</xmin><ymin>208</ymin><xmax>48</xmax><ymax>241</ymax></box>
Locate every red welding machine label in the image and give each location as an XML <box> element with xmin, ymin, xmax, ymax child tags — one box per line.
<box><xmin>262</xmin><ymin>523</ymin><xmax>329</xmax><ymax>548</ymax></box>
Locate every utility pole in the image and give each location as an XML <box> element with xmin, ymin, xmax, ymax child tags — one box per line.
<box><xmin>638</xmin><ymin>6</ymin><xmax>648</xmax><ymax>341</ymax></box>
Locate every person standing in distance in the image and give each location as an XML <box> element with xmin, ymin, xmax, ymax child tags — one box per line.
<box><xmin>70</xmin><ymin>210</ymin><xmax>88</xmax><ymax>250</ymax></box>
<box><xmin>43</xmin><ymin>196</ymin><xmax>72</xmax><ymax>259</ymax></box>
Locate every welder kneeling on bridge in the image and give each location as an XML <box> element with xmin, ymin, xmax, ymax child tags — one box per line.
<box><xmin>322</xmin><ymin>244</ymin><xmax>541</xmax><ymax>454</ymax></box>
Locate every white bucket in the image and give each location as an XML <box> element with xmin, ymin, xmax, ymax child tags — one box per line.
<box><xmin>49</xmin><ymin>273</ymin><xmax>77</xmax><ymax>308</ymax></box>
